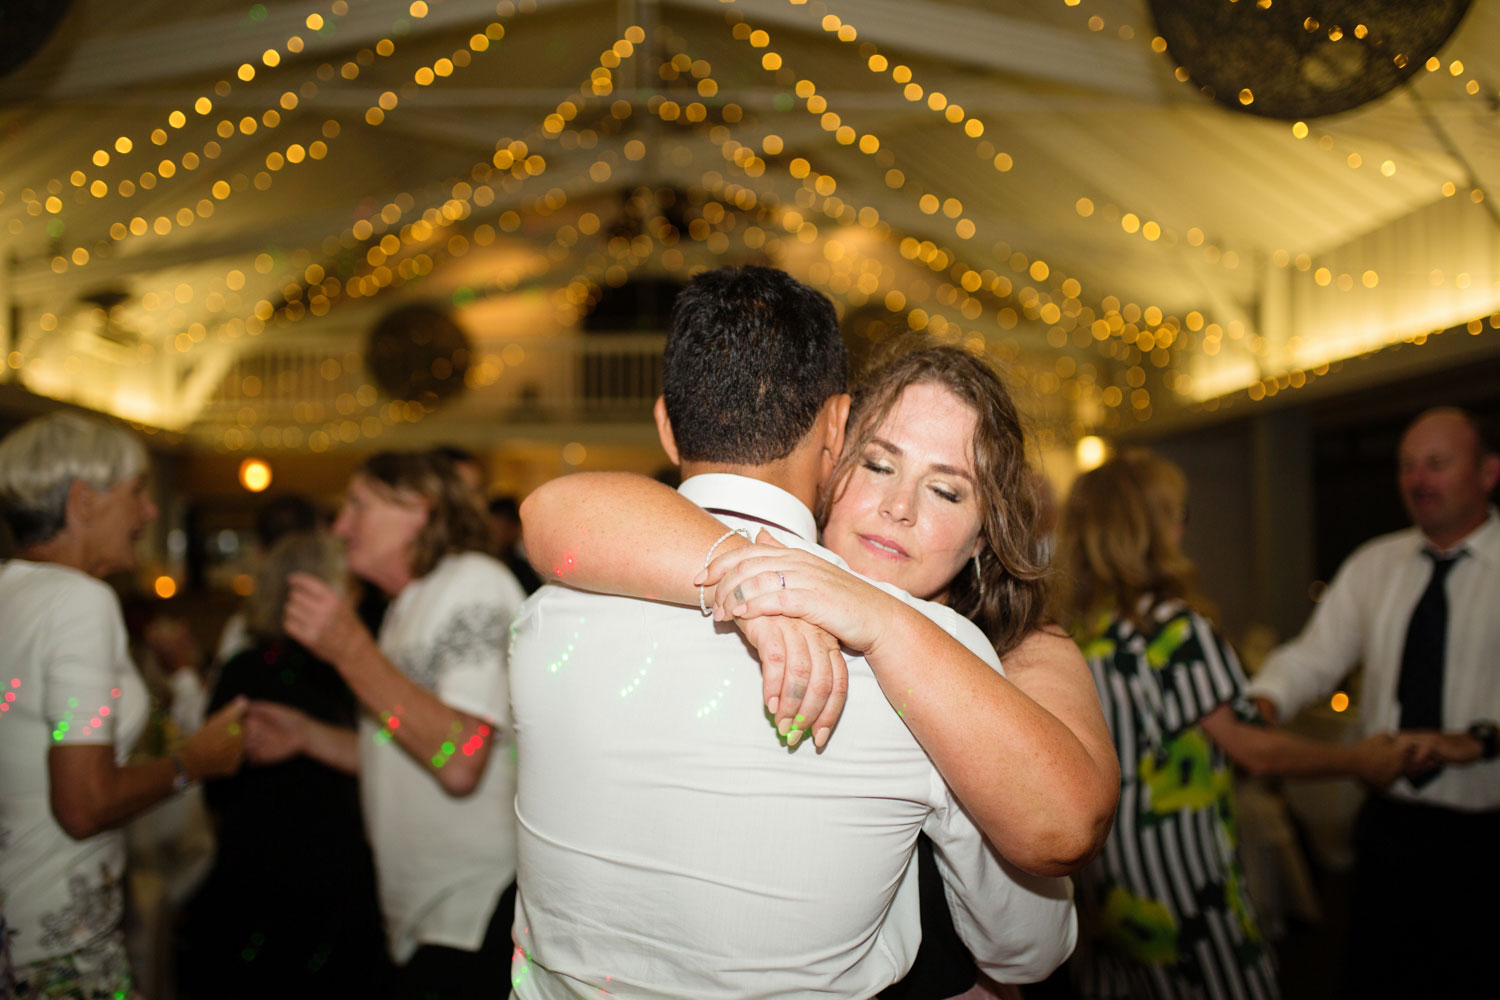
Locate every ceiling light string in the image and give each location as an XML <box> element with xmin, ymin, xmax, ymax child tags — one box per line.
<box><xmin>18</xmin><ymin>1</ymin><xmax>359</xmax><ymax>237</ymax></box>
<box><xmin>47</xmin><ymin>5</ymin><xmax>518</xmax><ymax>279</ymax></box>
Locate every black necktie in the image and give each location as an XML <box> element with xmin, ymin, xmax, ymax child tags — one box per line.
<box><xmin>1396</xmin><ymin>549</ymin><xmax>1466</xmax><ymax>787</ymax></box>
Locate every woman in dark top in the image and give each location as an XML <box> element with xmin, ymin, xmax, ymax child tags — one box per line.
<box><xmin>176</xmin><ymin>531</ymin><xmax>391</xmax><ymax>999</ymax></box>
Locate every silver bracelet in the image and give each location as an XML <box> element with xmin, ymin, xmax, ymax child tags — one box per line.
<box><xmin>701</xmin><ymin>527</ymin><xmax>751</xmax><ymax>615</ymax></box>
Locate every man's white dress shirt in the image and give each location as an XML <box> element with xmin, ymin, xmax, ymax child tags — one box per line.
<box><xmin>1248</xmin><ymin>507</ymin><xmax>1500</xmax><ymax>810</ymax></box>
<box><xmin>508</xmin><ymin>474</ymin><xmax>1075</xmax><ymax>1000</ymax></box>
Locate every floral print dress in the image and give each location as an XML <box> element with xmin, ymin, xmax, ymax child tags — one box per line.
<box><xmin>1072</xmin><ymin>598</ymin><xmax>1278</xmax><ymax>1000</ymax></box>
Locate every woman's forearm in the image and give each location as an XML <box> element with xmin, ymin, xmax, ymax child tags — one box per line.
<box><xmin>865</xmin><ymin>612</ymin><xmax>1119</xmax><ymax>876</ymax></box>
<box><xmin>300</xmin><ymin>717</ymin><xmax>360</xmax><ymax>774</ymax></box>
<box><xmin>521</xmin><ymin>472</ymin><xmax>744</xmax><ymax>602</ymax></box>
<box><xmin>49</xmin><ymin>746</ymin><xmax>179</xmax><ymax>840</ymax></box>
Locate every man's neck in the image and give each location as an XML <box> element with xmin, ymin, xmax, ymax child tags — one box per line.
<box><xmin>678</xmin><ymin>459</ymin><xmax>818</xmax><ymax>512</ymax></box>
<box><xmin>1421</xmin><ymin>507</ymin><xmax>1492</xmax><ymax>553</ymax></box>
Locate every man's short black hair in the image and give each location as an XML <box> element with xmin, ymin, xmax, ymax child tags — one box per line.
<box><xmin>488</xmin><ymin>495</ymin><xmax>520</xmax><ymax>522</ymax></box>
<box><xmin>663</xmin><ymin>266</ymin><xmax>847</xmax><ymax>465</ymax></box>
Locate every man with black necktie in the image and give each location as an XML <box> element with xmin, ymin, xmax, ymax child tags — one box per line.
<box><xmin>1249</xmin><ymin>407</ymin><xmax>1500</xmax><ymax>998</ymax></box>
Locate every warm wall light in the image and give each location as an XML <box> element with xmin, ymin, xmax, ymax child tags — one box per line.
<box><xmin>1076</xmin><ymin>435</ymin><xmax>1107</xmax><ymax>471</ymax></box>
<box><xmin>239</xmin><ymin>457</ymin><xmax>272</xmax><ymax>492</ymax></box>
<box><xmin>154</xmin><ymin>576</ymin><xmax>177</xmax><ymax>599</ymax></box>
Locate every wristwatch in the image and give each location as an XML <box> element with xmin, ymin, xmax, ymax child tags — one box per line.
<box><xmin>169</xmin><ymin>751</ymin><xmax>192</xmax><ymax>792</ymax></box>
<box><xmin>1468</xmin><ymin>720</ymin><xmax>1499</xmax><ymax>760</ymax></box>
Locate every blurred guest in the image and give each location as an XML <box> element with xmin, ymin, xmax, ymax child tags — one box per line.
<box><xmin>176</xmin><ymin>530</ymin><xmax>389</xmax><ymax>999</ymax></box>
<box><xmin>1248</xmin><ymin>407</ymin><xmax>1499</xmax><ymax>998</ymax></box>
<box><xmin>210</xmin><ymin>494</ymin><xmax>324</xmax><ymax>669</ymax></box>
<box><xmin>0</xmin><ymin>412</ymin><xmax>246</xmax><ymax>1000</ymax></box>
<box><xmin>1052</xmin><ymin>449</ymin><xmax>1434</xmax><ymax>1000</ymax></box>
<box><xmin>243</xmin><ymin>451</ymin><xmax>524</xmax><ymax>1000</ymax></box>
<box><xmin>486</xmin><ymin>495</ymin><xmax>541</xmax><ymax>594</ymax></box>
<box><xmin>431</xmin><ymin>444</ymin><xmax>485</xmax><ymax>494</ymax></box>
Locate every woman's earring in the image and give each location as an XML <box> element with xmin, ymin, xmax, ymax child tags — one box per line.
<box><xmin>973</xmin><ymin>552</ymin><xmax>984</xmax><ymax>600</ymax></box>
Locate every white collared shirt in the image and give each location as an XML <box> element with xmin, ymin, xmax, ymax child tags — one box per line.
<box><xmin>1248</xmin><ymin>507</ymin><xmax>1500</xmax><ymax>810</ymax></box>
<box><xmin>508</xmin><ymin>473</ymin><xmax>1075</xmax><ymax>1000</ymax></box>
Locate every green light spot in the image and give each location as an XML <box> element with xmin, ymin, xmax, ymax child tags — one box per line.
<box><xmin>440</xmin><ymin>741</ymin><xmax>455</xmax><ymax>754</ymax></box>
<box><xmin>431</xmin><ymin>754</ymin><xmax>444</xmax><ymax>767</ymax></box>
<box><xmin>774</xmin><ymin>92</ymin><xmax>795</xmax><ymax>111</ymax></box>
<box><xmin>248</xmin><ymin>3</ymin><xmax>268</xmax><ymax>22</ymax></box>
<box><xmin>46</xmin><ymin>218</ymin><xmax>65</xmax><ymax>238</ymax></box>
<box><xmin>68</xmin><ymin>698</ymin><xmax>78</xmax><ymax>708</ymax></box>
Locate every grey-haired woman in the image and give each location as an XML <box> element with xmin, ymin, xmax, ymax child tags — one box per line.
<box><xmin>0</xmin><ymin>412</ymin><xmax>246</xmax><ymax>1000</ymax></box>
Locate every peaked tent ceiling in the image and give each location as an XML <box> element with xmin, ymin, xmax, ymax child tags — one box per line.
<box><xmin>2</xmin><ymin>0</ymin><xmax>1498</xmax><ymax>461</ymax></box>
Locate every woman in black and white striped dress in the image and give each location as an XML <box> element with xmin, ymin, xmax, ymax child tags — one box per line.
<box><xmin>1051</xmin><ymin>449</ymin><xmax>1428</xmax><ymax>1000</ymax></box>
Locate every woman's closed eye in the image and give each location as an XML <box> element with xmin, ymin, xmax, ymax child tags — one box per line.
<box><xmin>930</xmin><ymin>483</ymin><xmax>962</xmax><ymax>504</ymax></box>
<box><xmin>861</xmin><ymin>458</ymin><xmax>894</xmax><ymax>476</ymax></box>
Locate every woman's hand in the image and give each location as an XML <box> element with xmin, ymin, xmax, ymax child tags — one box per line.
<box><xmin>180</xmin><ymin>696</ymin><xmax>248</xmax><ymax>779</ymax></box>
<box><xmin>283</xmin><ymin>572</ymin><xmax>370</xmax><ymax>669</ymax></box>
<box><xmin>700</xmin><ymin>532</ymin><xmax>897</xmax><ymax>654</ymax></box>
<box><xmin>244</xmin><ymin>701</ymin><xmax>312</xmax><ymax>765</ymax></box>
<box><xmin>736</xmin><ymin>615</ymin><xmax>848</xmax><ymax>748</ymax></box>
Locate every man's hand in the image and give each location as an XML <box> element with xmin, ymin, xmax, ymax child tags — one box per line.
<box><xmin>1400</xmin><ymin>729</ymin><xmax>1485</xmax><ymax>770</ymax></box>
<box><xmin>737</xmin><ymin>616</ymin><xmax>847</xmax><ymax>749</ymax></box>
<box><xmin>283</xmin><ymin>572</ymin><xmax>370</xmax><ymax>669</ymax></box>
<box><xmin>1351</xmin><ymin>732</ymin><xmax>1424</xmax><ymax>788</ymax></box>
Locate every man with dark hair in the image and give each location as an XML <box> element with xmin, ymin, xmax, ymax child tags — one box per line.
<box><xmin>1249</xmin><ymin>406</ymin><xmax>1500</xmax><ymax>998</ymax></box>
<box><xmin>431</xmin><ymin>444</ymin><xmax>485</xmax><ymax>494</ymax></box>
<box><xmin>508</xmin><ymin>266</ymin><xmax>1073</xmax><ymax>998</ymax></box>
<box><xmin>253</xmin><ymin>493</ymin><xmax>323</xmax><ymax>551</ymax></box>
<box><xmin>487</xmin><ymin>496</ymin><xmax>541</xmax><ymax>594</ymax></box>
<box><xmin>661</xmin><ymin>263</ymin><xmax>849</xmax><ymax>465</ymax></box>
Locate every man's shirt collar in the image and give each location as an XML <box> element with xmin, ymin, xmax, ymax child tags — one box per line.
<box><xmin>677</xmin><ymin>473</ymin><xmax>818</xmax><ymax>541</ymax></box>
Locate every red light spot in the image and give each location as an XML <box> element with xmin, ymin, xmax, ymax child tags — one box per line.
<box><xmin>10</xmin><ymin>678</ymin><xmax>20</xmax><ymax>688</ymax></box>
<box><xmin>110</xmin><ymin>688</ymin><xmax>121</xmax><ymax>698</ymax></box>
<box><xmin>99</xmin><ymin>705</ymin><xmax>110</xmax><ymax>716</ymax></box>
<box><xmin>0</xmin><ymin>703</ymin><xmax>9</xmax><ymax>712</ymax></box>
<box><xmin>4</xmin><ymin>692</ymin><xmax>14</xmax><ymax>702</ymax></box>
<box><xmin>90</xmin><ymin>718</ymin><xmax>102</xmax><ymax>728</ymax></box>
<box><xmin>388</xmin><ymin>717</ymin><xmax>400</xmax><ymax>729</ymax></box>
<box><xmin>478</xmin><ymin>725</ymin><xmax>491</xmax><ymax>736</ymax></box>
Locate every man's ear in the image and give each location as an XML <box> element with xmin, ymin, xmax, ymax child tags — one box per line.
<box><xmin>653</xmin><ymin>396</ymin><xmax>681</xmax><ymax>466</ymax></box>
<box><xmin>817</xmin><ymin>393</ymin><xmax>852</xmax><ymax>483</ymax></box>
<box><xmin>1481</xmin><ymin>452</ymin><xmax>1500</xmax><ymax>494</ymax></box>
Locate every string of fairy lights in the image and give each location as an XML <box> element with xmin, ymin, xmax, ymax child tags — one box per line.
<box><xmin>4</xmin><ymin>0</ymin><xmax>1497</xmax><ymax>449</ymax></box>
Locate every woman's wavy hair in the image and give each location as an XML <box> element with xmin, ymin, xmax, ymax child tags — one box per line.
<box><xmin>1051</xmin><ymin>448</ymin><xmax>1212</xmax><ymax>632</ymax></box>
<box><xmin>817</xmin><ymin>340</ymin><xmax>1048</xmax><ymax>657</ymax></box>
<box><xmin>247</xmin><ymin>531</ymin><xmax>346</xmax><ymax>640</ymax></box>
<box><xmin>356</xmin><ymin>450</ymin><xmax>490</xmax><ymax>579</ymax></box>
